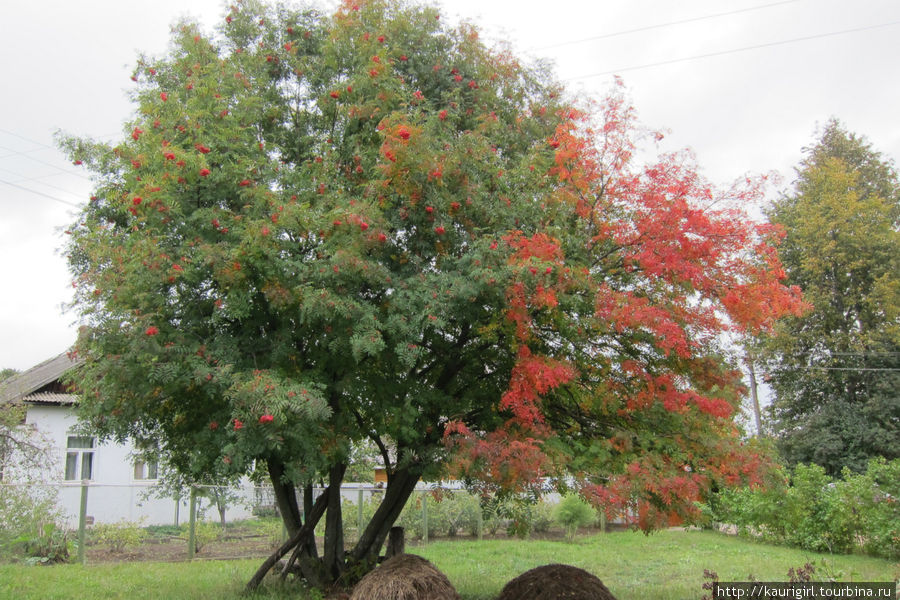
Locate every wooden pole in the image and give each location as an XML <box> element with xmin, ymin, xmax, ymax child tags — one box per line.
<box><xmin>188</xmin><ymin>486</ymin><xmax>197</xmax><ymax>560</ymax></box>
<box><xmin>386</xmin><ymin>526</ymin><xmax>405</xmax><ymax>558</ymax></box>
<box><xmin>77</xmin><ymin>480</ymin><xmax>89</xmax><ymax>565</ymax></box>
<box><xmin>477</xmin><ymin>505</ymin><xmax>483</xmax><ymax>541</ymax></box>
<box><xmin>422</xmin><ymin>491</ymin><xmax>428</xmax><ymax>545</ymax></box>
<box><xmin>357</xmin><ymin>488</ymin><xmax>364</xmax><ymax>541</ymax></box>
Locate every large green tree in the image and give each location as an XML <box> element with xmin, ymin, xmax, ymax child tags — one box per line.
<box><xmin>61</xmin><ymin>0</ymin><xmax>803</xmax><ymax>589</ymax></box>
<box><xmin>764</xmin><ymin>120</ymin><xmax>900</xmax><ymax>475</ymax></box>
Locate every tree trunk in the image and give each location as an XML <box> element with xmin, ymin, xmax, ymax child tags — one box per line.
<box><xmin>322</xmin><ymin>463</ymin><xmax>347</xmax><ymax>581</ymax></box>
<box><xmin>245</xmin><ymin>486</ymin><xmax>329</xmax><ymax>591</ymax></box>
<box><xmin>745</xmin><ymin>351</ymin><xmax>764</xmax><ymax>437</ymax></box>
<box><xmin>350</xmin><ymin>466</ymin><xmax>420</xmax><ymax>567</ymax></box>
<box><xmin>386</xmin><ymin>527</ymin><xmax>405</xmax><ymax>558</ymax></box>
<box><xmin>268</xmin><ymin>459</ymin><xmax>303</xmax><ymax>536</ymax></box>
<box><xmin>302</xmin><ymin>483</ymin><xmax>318</xmax><ymax>559</ymax></box>
<box><xmin>217</xmin><ymin>500</ymin><xmax>227</xmax><ymax>530</ymax></box>
<box><xmin>249</xmin><ymin>463</ymin><xmax>420</xmax><ymax>592</ymax></box>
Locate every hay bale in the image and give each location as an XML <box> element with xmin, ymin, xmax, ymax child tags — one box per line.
<box><xmin>497</xmin><ymin>564</ymin><xmax>618</xmax><ymax>600</ymax></box>
<box><xmin>349</xmin><ymin>553</ymin><xmax>460</xmax><ymax>600</ymax></box>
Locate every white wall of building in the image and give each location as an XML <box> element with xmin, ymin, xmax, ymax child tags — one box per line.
<box><xmin>22</xmin><ymin>404</ymin><xmax>257</xmax><ymax>526</ymax></box>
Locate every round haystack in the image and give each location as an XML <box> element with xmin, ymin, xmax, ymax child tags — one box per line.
<box><xmin>497</xmin><ymin>564</ymin><xmax>618</xmax><ymax>600</ymax></box>
<box><xmin>349</xmin><ymin>553</ymin><xmax>460</xmax><ymax>600</ymax></box>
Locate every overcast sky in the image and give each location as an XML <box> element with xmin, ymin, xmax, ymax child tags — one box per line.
<box><xmin>1</xmin><ymin>0</ymin><xmax>898</xmax><ymax>371</ymax></box>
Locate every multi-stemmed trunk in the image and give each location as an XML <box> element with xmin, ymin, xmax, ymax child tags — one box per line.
<box><xmin>246</xmin><ymin>459</ymin><xmax>421</xmax><ymax>591</ymax></box>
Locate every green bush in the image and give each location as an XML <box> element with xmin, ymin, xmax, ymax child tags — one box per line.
<box><xmin>555</xmin><ymin>494</ymin><xmax>596</xmax><ymax>542</ymax></box>
<box><xmin>712</xmin><ymin>458</ymin><xmax>900</xmax><ymax>559</ymax></box>
<box><xmin>18</xmin><ymin>523</ymin><xmax>71</xmax><ymax>565</ymax></box>
<box><xmin>90</xmin><ymin>520</ymin><xmax>147</xmax><ymax>553</ymax></box>
<box><xmin>840</xmin><ymin>458</ymin><xmax>900</xmax><ymax>559</ymax></box>
<box><xmin>0</xmin><ymin>485</ymin><xmax>67</xmax><ymax>562</ymax></box>
<box><xmin>180</xmin><ymin>521</ymin><xmax>220</xmax><ymax>554</ymax></box>
<box><xmin>531</xmin><ymin>500</ymin><xmax>555</xmax><ymax>534</ymax></box>
<box><xmin>246</xmin><ymin>517</ymin><xmax>285</xmax><ymax>548</ymax></box>
<box><xmin>788</xmin><ymin>464</ymin><xmax>854</xmax><ymax>553</ymax></box>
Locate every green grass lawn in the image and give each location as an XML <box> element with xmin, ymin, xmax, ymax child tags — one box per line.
<box><xmin>1</xmin><ymin>530</ymin><xmax>897</xmax><ymax>600</ymax></box>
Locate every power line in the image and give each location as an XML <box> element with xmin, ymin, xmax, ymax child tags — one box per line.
<box><xmin>566</xmin><ymin>20</ymin><xmax>900</xmax><ymax>80</ymax></box>
<box><xmin>0</xmin><ymin>128</ymin><xmax>56</xmax><ymax>150</ymax></box>
<box><xmin>0</xmin><ymin>167</ymin><xmax>87</xmax><ymax>200</ymax></box>
<box><xmin>533</xmin><ymin>0</ymin><xmax>800</xmax><ymax>51</ymax></box>
<box><xmin>0</xmin><ymin>146</ymin><xmax>55</xmax><ymax>161</ymax></box>
<box><xmin>769</xmin><ymin>367</ymin><xmax>900</xmax><ymax>372</ymax></box>
<box><xmin>0</xmin><ymin>178</ymin><xmax>82</xmax><ymax>208</ymax></box>
<box><xmin>0</xmin><ymin>145</ymin><xmax>92</xmax><ymax>182</ymax></box>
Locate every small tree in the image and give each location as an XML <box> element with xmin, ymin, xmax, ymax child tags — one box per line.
<box><xmin>140</xmin><ymin>460</ymin><xmax>247</xmax><ymax>530</ymax></box>
<box><xmin>555</xmin><ymin>494</ymin><xmax>596</xmax><ymax>542</ymax></box>
<box><xmin>0</xmin><ymin>371</ymin><xmax>66</xmax><ymax>560</ymax></box>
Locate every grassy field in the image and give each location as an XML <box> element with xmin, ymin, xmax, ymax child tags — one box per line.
<box><xmin>2</xmin><ymin>530</ymin><xmax>897</xmax><ymax>600</ymax></box>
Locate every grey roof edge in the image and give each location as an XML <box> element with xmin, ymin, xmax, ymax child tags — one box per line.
<box><xmin>0</xmin><ymin>351</ymin><xmax>84</xmax><ymax>404</ymax></box>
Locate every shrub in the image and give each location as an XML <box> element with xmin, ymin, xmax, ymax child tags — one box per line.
<box><xmin>787</xmin><ymin>464</ymin><xmax>854</xmax><ymax>553</ymax></box>
<box><xmin>248</xmin><ymin>517</ymin><xmax>286</xmax><ymax>549</ymax></box>
<box><xmin>180</xmin><ymin>521</ymin><xmax>220</xmax><ymax>554</ymax></box>
<box><xmin>841</xmin><ymin>458</ymin><xmax>900</xmax><ymax>559</ymax></box>
<box><xmin>0</xmin><ymin>484</ymin><xmax>67</xmax><ymax>562</ymax></box>
<box><xmin>555</xmin><ymin>494</ymin><xmax>596</xmax><ymax>542</ymax></box>
<box><xmin>531</xmin><ymin>500</ymin><xmax>555</xmax><ymax>534</ymax></box>
<box><xmin>18</xmin><ymin>522</ymin><xmax>71</xmax><ymax>565</ymax></box>
<box><xmin>712</xmin><ymin>458</ymin><xmax>900</xmax><ymax>559</ymax></box>
<box><xmin>90</xmin><ymin>519</ymin><xmax>147</xmax><ymax>553</ymax></box>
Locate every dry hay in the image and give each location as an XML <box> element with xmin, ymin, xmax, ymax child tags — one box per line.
<box><xmin>497</xmin><ymin>563</ymin><xmax>618</xmax><ymax>600</ymax></box>
<box><xmin>349</xmin><ymin>553</ymin><xmax>460</xmax><ymax>600</ymax></box>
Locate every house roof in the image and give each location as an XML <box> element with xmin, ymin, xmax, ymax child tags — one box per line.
<box><xmin>0</xmin><ymin>351</ymin><xmax>82</xmax><ymax>405</ymax></box>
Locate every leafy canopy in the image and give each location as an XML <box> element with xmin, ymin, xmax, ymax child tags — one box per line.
<box><xmin>764</xmin><ymin>120</ymin><xmax>900</xmax><ymax>475</ymax></box>
<box><xmin>61</xmin><ymin>0</ymin><xmax>803</xmax><ymax>544</ymax></box>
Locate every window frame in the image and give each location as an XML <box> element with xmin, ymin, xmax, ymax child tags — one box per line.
<box><xmin>132</xmin><ymin>459</ymin><xmax>159</xmax><ymax>481</ymax></box>
<box><xmin>64</xmin><ymin>435</ymin><xmax>95</xmax><ymax>482</ymax></box>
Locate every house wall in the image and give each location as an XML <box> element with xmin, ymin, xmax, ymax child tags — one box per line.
<box><xmin>23</xmin><ymin>404</ymin><xmax>257</xmax><ymax>526</ymax></box>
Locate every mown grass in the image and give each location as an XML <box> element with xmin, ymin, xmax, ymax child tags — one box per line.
<box><xmin>417</xmin><ymin>530</ymin><xmax>900</xmax><ymax>599</ymax></box>
<box><xmin>1</xmin><ymin>530</ymin><xmax>897</xmax><ymax>600</ymax></box>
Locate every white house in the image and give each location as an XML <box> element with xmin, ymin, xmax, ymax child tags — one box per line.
<box><xmin>0</xmin><ymin>352</ymin><xmax>258</xmax><ymax>526</ymax></box>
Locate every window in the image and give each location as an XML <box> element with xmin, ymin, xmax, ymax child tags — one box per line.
<box><xmin>133</xmin><ymin>460</ymin><xmax>159</xmax><ymax>481</ymax></box>
<box><xmin>65</xmin><ymin>436</ymin><xmax>95</xmax><ymax>481</ymax></box>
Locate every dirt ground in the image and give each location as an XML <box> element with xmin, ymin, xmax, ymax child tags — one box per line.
<box><xmin>83</xmin><ymin>527</ymin><xmax>598</xmax><ymax>564</ymax></box>
<box><xmin>85</xmin><ymin>533</ymin><xmax>277</xmax><ymax>564</ymax></box>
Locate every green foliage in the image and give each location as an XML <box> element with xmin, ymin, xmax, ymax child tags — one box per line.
<box><xmin>253</xmin><ymin>518</ymin><xmax>286</xmax><ymax>549</ymax></box>
<box><xmin>145</xmin><ymin>524</ymin><xmax>182</xmax><ymax>539</ymax></box>
<box><xmin>90</xmin><ymin>520</ymin><xmax>148</xmax><ymax>553</ymax></box>
<box><xmin>57</xmin><ymin>0</ymin><xmax>809</xmax><ymax>587</ymax></box>
<box><xmin>181</xmin><ymin>521</ymin><xmax>222</xmax><ymax>554</ymax></box>
<box><xmin>0</xmin><ymin>485</ymin><xmax>65</xmax><ymax>561</ymax></box>
<box><xmin>530</xmin><ymin>500</ymin><xmax>555</xmax><ymax>534</ymax></box>
<box><xmin>17</xmin><ymin>523</ymin><xmax>71</xmax><ymax>565</ymax></box>
<box><xmin>712</xmin><ymin>458</ymin><xmax>900</xmax><ymax>559</ymax></box>
<box><xmin>763</xmin><ymin>119</ymin><xmax>900</xmax><ymax>475</ymax></box>
<box><xmin>554</xmin><ymin>494</ymin><xmax>597</xmax><ymax>541</ymax></box>
<box><xmin>390</xmin><ymin>490</ymin><xmax>540</xmax><ymax>540</ymax></box>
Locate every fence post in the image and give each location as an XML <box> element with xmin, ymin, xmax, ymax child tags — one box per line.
<box><xmin>422</xmin><ymin>491</ymin><xmax>428</xmax><ymax>545</ymax></box>
<box><xmin>477</xmin><ymin>505</ymin><xmax>483</xmax><ymax>542</ymax></box>
<box><xmin>77</xmin><ymin>480</ymin><xmax>89</xmax><ymax>565</ymax></box>
<box><xmin>357</xmin><ymin>488</ymin><xmax>364</xmax><ymax>539</ymax></box>
<box><xmin>188</xmin><ymin>485</ymin><xmax>197</xmax><ymax>560</ymax></box>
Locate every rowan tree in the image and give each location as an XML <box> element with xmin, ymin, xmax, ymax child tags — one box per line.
<box><xmin>763</xmin><ymin>120</ymin><xmax>900</xmax><ymax>475</ymax></box>
<box><xmin>60</xmin><ymin>0</ymin><xmax>804</xmax><ymax>588</ymax></box>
